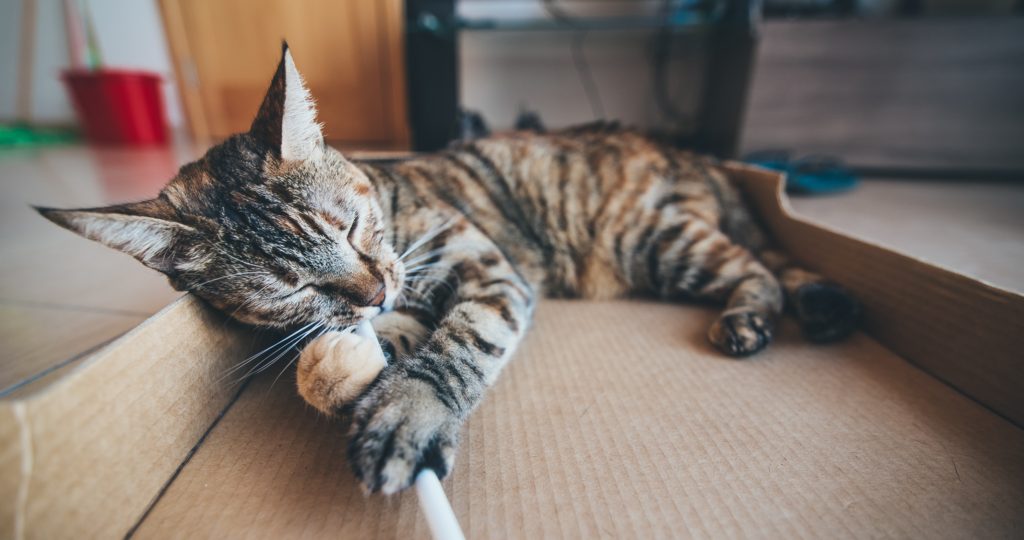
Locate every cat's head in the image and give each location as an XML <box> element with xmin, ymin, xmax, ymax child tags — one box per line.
<box><xmin>37</xmin><ymin>44</ymin><xmax>402</xmax><ymax>329</ymax></box>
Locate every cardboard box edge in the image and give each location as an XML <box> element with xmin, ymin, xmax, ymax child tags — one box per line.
<box><xmin>0</xmin><ymin>295</ymin><xmax>256</xmax><ymax>538</ymax></box>
<box><xmin>725</xmin><ymin>161</ymin><xmax>1024</xmax><ymax>427</ymax></box>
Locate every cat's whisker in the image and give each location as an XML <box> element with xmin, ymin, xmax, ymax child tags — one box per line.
<box><xmin>269</xmin><ymin>323</ymin><xmax>337</xmax><ymax>390</ymax></box>
<box><xmin>240</xmin><ymin>321</ymin><xmax>326</xmax><ymax>382</ymax></box>
<box><xmin>403</xmin><ymin>267</ymin><xmax>439</xmax><ymax>279</ymax></box>
<box><xmin>399</xmin><ymin>296</ymin><xmax>433</xmax><ymax>312</ymax></box>
<box><xmin>408</xmin><ymin>274</ymin><xmax>459</xmax><ymax>295</ymax></box>
<box><xmin>257</xmin><ymin>321</ymin><xmax>327</xmax><ymax>371</ymax></box>
<box><xmin>398</xmin><ymin>225</ymin><xmax>445</xmax><ymax>261</ymax></box>
<box><xmin>399</xmin><ymin>285</ymin><xmax>431</xmax><ymax>305</ymax></box>
<box><xmin>219</xmin><ymin>320</ymin><xmax>319</xmax><ymax>381</ymax></box>
<box><xmin>398</xmin><ymin>217</ymin><xmax>458</xmax><ymax>262</ymax></box>
<box><xmin>267</xmin><ymin>321</ymin><xmax>357</xmax><ymax>389</ymax></box>
<box><xmin>404</xmin><ymin>247</ymin><xmax>445</xmax><ymax>262</ymax></box>
<box><xmin>402</xmin><ymin>284</ymin><xmax>444</xmax><ymax>309</ymax></box>
<box><xmin>404</xmin><ymin>266</ymin><xmax>440</xmax><ymax>277</ymax></box>
<box><xmin>402</xmin><ymin>248</ymin><xmax>447</xmax><ymax>268</ymax></box>
<box><xmin>237</xmin><ymin>320</ymin><xmax>318</xmax><ymax>364</ymax></box>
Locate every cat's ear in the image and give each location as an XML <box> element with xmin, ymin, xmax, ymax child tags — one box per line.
<box><xmin>250</xmin><ymin>42</ymin><xmax>324</xmax><ymax>162</ymax></box>
<box><xmin>35</xmin><ymin>199</ymin><xmax>201</xmax><ymax>274</ymax></box>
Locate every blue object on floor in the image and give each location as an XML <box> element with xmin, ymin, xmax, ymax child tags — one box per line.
<box><xmin>744</xmin><ymin>150</ymin><xmax>858</xmax><ymax>195</ymax></box>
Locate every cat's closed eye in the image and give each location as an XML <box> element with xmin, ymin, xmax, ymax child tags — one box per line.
<box><xmin>347</xmin><ymin>214</ymin><xmax>361</xmax><ymax>243</ymax></box>
<box><xmin>289</xmin><ymin>283</ymin><xmax>317</xmax><ymax>296</ymax></box>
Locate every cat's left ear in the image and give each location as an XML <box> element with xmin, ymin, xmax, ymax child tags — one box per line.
<box><xmin>34</xmin><ymin>199</ymin><xmax>204</xmax><ymax>275</ymax></box>
<box><xmin>250</xmin><ymin>42</ymin><xmax>324</xmax><ymax>162</ymax></box>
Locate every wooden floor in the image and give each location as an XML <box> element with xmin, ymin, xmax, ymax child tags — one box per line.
<box><xmin>0</xmin><ymin>144</ymin><xmax>191</xmax><ymax>395</ymax></box>
<box><xmin>0</xmin><ymin>143</ymin><xmax>1021</xmax><ymax>397</ymax></box>
<box><xmin>791</xmin><ymin>178</ymin><xmax>1024</xmax><ymax>294</ymax></box>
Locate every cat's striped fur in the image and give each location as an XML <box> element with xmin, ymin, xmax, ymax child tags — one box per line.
<box><xmin>37</xmin><ymin>45</ymin><xmax>858</xmax><ymax>495</ymax></box>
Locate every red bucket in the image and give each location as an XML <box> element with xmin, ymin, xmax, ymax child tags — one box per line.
<box><xmin>62</xmin><ymin>69</ymin><xmax>169</xmax><ymax>145</ymax></box>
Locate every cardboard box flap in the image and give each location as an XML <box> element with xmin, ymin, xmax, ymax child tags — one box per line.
<box><xmin>0</xmin><ymin>297</ymin><xmax>252</xmax><ymax>539</ymax></box>
<box><xmin>726</xmin><ymin>162</ymin><xmax>1024</xmax><ymax>427</ymax></box>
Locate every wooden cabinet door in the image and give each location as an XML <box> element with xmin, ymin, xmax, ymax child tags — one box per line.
<box><xmin>160</xmin><ymin>0</ymin><xmax>409</xmax><ymax>149</ymax></box>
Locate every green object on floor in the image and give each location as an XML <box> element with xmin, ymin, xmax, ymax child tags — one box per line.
<box><xmin>0</xmin><ymin>124</ymin><xmax>78</xmax><ymax>147</ymax></box>
<box><xmin>744</xmin><ymin>150</ymin><xmax>858</xmax><ymax>195</ymax></box>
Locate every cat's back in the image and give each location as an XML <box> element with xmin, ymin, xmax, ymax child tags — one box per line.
<box><xmin>387</xmin><ymin>125</ymin><xmax>733</xmax><ymax>294</ymax></box>
<box><xmin>461</xmin><ymin>125</ymin><xmax>728</xmax><ymax>234</ymax></box>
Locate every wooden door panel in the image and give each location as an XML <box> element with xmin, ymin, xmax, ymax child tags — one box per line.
<box><xmin>161</xmin><ymin>0</ymin><xmax>408</xmax><ymax>148</ymax></box>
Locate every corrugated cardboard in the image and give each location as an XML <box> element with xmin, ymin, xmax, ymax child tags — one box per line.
<box><xmin>729</xmin><ymin>163</ymin><xmax>1024</xmax><ymax>427</ymax></box>
<box><xmin>132</xmin><ymin>302</ymin><xmax>1024</xmax><ymax>538</ymax></box>
<box><xmin>3</xmin><ymin>165</ymin><xmax>1022</xmax><ymax>538</ymax></box>
<box><xmin>0</xmin><ymin>298</ymin><xmax>254</xmax><ymax>539</ymax></box>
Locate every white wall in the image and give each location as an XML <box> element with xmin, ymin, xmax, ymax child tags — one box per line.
<box><xmin>0</xmin><ymin>0</ymin><xmax>182</xmax><ymax>126</ymax></box>
<box><xmin>458</xmin><ymin>1</ymin><xmax>704</xmax><ymax>132</ymax></box>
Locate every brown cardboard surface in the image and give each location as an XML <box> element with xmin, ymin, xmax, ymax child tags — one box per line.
<box><xmin>0</xmin><ymin>297</ymin><xmax>253</xmax><ymax>539</ymax></box>
<box><xmin>726</xmin><ymin>163</ymin><xmax>1024</xmax><ymax>427</ymax></box>
<box><xmin>133</xmin><ymin>301</ymin><xmax>1024</xmax><ymax>538</ymax></box>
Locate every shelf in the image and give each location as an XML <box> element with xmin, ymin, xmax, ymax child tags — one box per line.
<box><xmin>455</xmin><ymin>14</ymin><xmax>716</xmax><ymax>32</ymax></box>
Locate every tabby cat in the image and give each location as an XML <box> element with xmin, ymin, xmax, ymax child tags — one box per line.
<box><xmin>38</xmin><ymin>45</ymin><xmax>858</xmax><ymax>495</ymax></box>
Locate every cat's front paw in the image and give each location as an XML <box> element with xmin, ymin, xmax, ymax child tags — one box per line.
<box><xmin>296</xmin><ymin>330</ymin><xmax>386</xmax><ymax>415</ymax></box>
<box><xmin>709</xmin><ymin>309</ymin><xmax>775</xmax><ymax>357</ymax></box>
<box><xmin>348</xmin><ymin>371</ymin><xmax>459</xmax><ymax>495</ymax></box>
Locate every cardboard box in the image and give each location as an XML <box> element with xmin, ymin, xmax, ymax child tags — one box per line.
<box><xmin>2</xmin><ymin>164</ymin><xmax>1022</xmax><ymax>538</ymax></box>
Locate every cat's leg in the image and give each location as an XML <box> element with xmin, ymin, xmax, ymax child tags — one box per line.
<box><xmin>370</xmin><ymin>309</ymin><xmax>432</xmax><ymax>359</ymax></box>
<box><xmin>297</xmin><ymin>329</ymin><xmax>387</xmax><ymax>415</ymax></box>
<box><xmin>636</xmin><ymin>216</ymin><xmax>785</xmax><ymax>356</ymax></box>
<box><xmin>296</xmin><ymin>309</ymin><xmax>430</xmax><ymax>415</ymax></box>
<box><xmin>349</xmin><ymin>244</ymin><xmax>534</xmax><ymax>494</ymax></box>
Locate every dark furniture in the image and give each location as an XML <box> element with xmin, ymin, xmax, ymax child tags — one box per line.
<box><xmin>404</xmin><ymin>0</ymin><xmax>759</xmax><ymax>158</ymax></box>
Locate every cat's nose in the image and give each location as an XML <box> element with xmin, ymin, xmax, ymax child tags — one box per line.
<box><xmin>366</xmin><ymin>283</ymin><xmax>386</xmax><ymax>307</ymax></box>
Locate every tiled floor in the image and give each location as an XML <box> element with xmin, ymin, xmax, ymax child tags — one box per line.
<box><xmin>1</xmin><ymin>142</ymin><xmax>1021</xmax><ymax>397</ymax></box>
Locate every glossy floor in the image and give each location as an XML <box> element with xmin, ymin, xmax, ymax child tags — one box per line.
<box><xmin>0</xmin><ymin>144</ymin><xmax>193</xmax><ymax>395</ymax></box>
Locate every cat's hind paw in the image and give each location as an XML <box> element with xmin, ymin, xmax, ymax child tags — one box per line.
<box><xmin>708</xmin><ymin>309</ymin><xmax>775</xmax><ymax>357</ymax></box>
<box><xmin>793</xmin><ymin>282</ymin><xmax>860</xmax><ymax>343</ymax></box>
<box><xmin>296</xmin><ymin>330</ymin><xmax>386</xmax><ymax>415</ymax></box>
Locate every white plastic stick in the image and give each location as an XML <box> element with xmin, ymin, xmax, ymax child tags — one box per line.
<box><xmin>355</xmin><ymin>320</ymin><xmax>466</xmax><ymax>540</ymax></box>
<box><xmin>354</xmin><ymin>320</ymin><xmax>386</xmax><ymax>365</ymax></box>
<box><xmin>415</xmin><ymin>469</ymin><xmax>466</xmax><ymax>540</ymax></box>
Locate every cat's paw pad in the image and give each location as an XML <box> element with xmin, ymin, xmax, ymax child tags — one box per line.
<box><xmin>708</xmin><ymin>310</ymin><xmax>774</xmax><ymax>357</ymax></box>
<box><xmin>793</xmin><ymin>282</ymin><xmax>860</xmax><ymax>343</ymax></box>
<box><xmin>296</xmin><ymin>331</ymin><xmax>386</xmax><ymax>415</ymax></box>
<box><xmin>348</xmin><ymin>376</ymin><xmax>459</xmax><ymax>495</ymax></box>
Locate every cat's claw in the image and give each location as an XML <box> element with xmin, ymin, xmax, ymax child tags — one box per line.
<box><xmin>296</xmin><ymin>330</ymin><xmax>387</xmax><ymax>415</ymax></box>
<box><xmin>708</xmin><ymin>309</ymin><xmax>775</xmax><ymax>357</ymax></box>
<box><xmin>347</xmin><ymin>371</ymin><xmax>459</xmax><ymax>495</ymax></box>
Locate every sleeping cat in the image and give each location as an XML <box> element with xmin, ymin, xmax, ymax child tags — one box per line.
<box><xmin>37</xmin><ymin>45</ymin><xmax>858</xmax><ymax>495</ymax></box>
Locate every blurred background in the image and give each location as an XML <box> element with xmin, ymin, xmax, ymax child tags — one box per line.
<box><xmin>4</xmin><ymin>0</ymin><xmax>1023</xmax><ymax>159</ymax></box>
<box><xmin>0</xmin><ymin>0</ymin><xmax>1022</xmax><ymax>396</ymax></box>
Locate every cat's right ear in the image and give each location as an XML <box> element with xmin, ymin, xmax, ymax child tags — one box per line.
<box><xmin>249</xmin><ymin>42</ymin><xmax>324</xmax><ymax>162</ymax></box>
<box><xmin>34</xmin><ymin>200</ymin><xmax>205</xmax><ymax>275</ymax></box>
